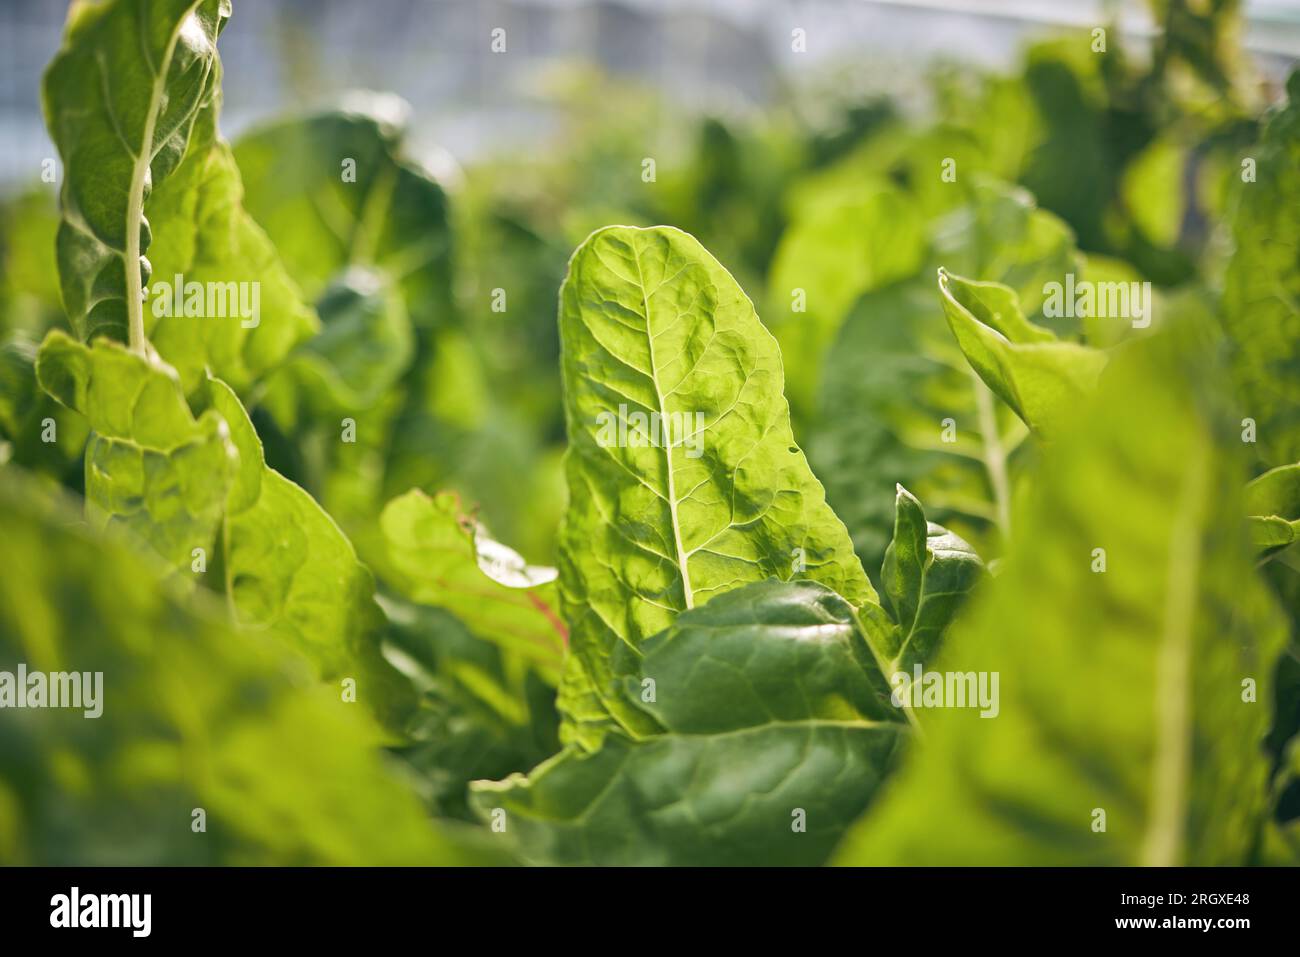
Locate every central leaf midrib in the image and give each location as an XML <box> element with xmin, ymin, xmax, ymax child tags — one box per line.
<box><xmin>123</xmin><ymin>13</ymin><xmax>191</xmax><ymax>353</ymax></box>
<box><xmin>633</xmin><ymin>244</ymin><xmax>695</xmax><ymax>610</ymax></box>
<box><xmin>1140</xmin><ymin>442</ymin><xmax>1206</xmax><ymax>867</ymax></box>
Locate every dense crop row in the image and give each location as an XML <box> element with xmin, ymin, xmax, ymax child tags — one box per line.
<box><xmin>0</xmin><ymin>0</ymin><xmax>1297</xmax><ymax>866</ymax></box>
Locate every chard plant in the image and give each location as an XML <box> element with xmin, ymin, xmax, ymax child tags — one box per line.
<box><xmin>0</xmin><ymin>0</ymin><xmax>1297</xmax><ymax>868</ymax></box>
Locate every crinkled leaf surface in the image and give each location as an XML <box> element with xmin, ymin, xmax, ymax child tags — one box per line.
<box><xmin>835</xmin><ymin>324</ymin><xmax>1287</xmax><ymax>865</ymax></box>
<box><xmin>472</xmin><ymin>580</ymin><xmax>908</xmax><ymax>865</ymax></box>
<box><xmin>35</xmin><ymin>330</ymin><xmax>236</xmax><ymax>571</ymax></box>
<box><xmin>555</xmin><ymin>225</ymin><xmax>875</xmax><ymax>747</ymax></box>
<box><xmin>382</xmin><ymin>489</ymin><xmax>567</xmax><ymax>682</ymax></box>
<box><xmin>42</xmin><ymin>0</ymin><xmax>229</xmax><ymax>343</ymax></box>
<box><xmin>43</xmin><ymin>0</ymin><xmax>315</xmax><ymax>396</ymax></box>
<box><xmin>145</xmin><ymin>104</ymin><xmax>318</xmax><ymax>394</ymax></box>
<box><xmin>1222</xmin><ymin>73</ymin><xmax>1300</xmax><ymax>467</ymax></box>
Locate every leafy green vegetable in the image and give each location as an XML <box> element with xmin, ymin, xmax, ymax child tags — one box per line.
<box><xmin>145</xmin><ymin>106</ymin><xmax>318</xmax><ymax>394</ymax></box>
<box><xmin>34</xmin><ymin>332</ymin><xmax>412</xmax><ymax>729</ymax></box>
<box><xmin>0</xmin><ymin>334</ymin><xmax>88</xmax><ymax>481</ymax></box>
<box><xmin>42</xmin><ymin>0</ymin><xmax>230</xmax><ymax>348</ymax></box>
<box><xmin>806</xmin><ymin>183</ymin><xmax>1077</xmax><ymax>571</ymax></box>
<box><xmin>554</xmin><ymin>225</ymin><xmax>876</xmax><ymax>747</ymax></box>
<box><xmin>382</xmin><ymin>489</ymin><xmax>567</xmax><ymax>682</ymax></box>
<box><xmin>835</xmin><ymin>323</ymin><xmax>1286</xmax><ymax>865</ymax></box>
<box><xmin>233</xmin><ymin>96</ymin><xmax>453</xmax><ymax>330</ymax></box>
<box><xmin>35</xmin><ymin>330</ymin><xmax>236</xmax><ymax>572</ymax></box>
<box><xmin>472</xmin><ymin>580</ymin><xmax>908</xmax><ymax>865</ymax></box>
<box><xmin>206</xmin><ymin>376</ymin><xmax>415</xmax><ymax>731</ymax></box>
<box><xmin>937</xmin><ymin>270</ymin><xmax>1107</xmax><ymax>439</ymax></box>
<box><xmin>878</xmin><ymin>484</ymin><xmax>986</xmax><ymax>673</ymax></box>
<box><xmin>768</xmin><ymin>179</ymin><xmax>926</xmax><ymax>413</ymax></box>
<box><xmin>0</xmin><ymin>472</ymin><xmax>483</xmax><ymax>865</ymax></box>
<box><xmin>384</xmin><ymin>599</ymin><xmax>560</xmax><ymax>822</ymax></box>
<box><xmin>1222</xmin><ymin>73</ymin><xmax>1300</xmax><ymax>468</ymax></box>
<box><xmin>1246</xmin><ymin>463</ymin><xmax>1300</xmax><ymax>551</ymax></box>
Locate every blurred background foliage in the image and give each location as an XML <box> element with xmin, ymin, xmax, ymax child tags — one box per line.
<box><xmin>1</xmin><ymin>0</ymin><xmax>1298</xmax><ymax>863</ymax></box>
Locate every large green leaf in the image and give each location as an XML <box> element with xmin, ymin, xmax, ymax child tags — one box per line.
<box><xmin>1222</xmin><ymin>71</ymin><xmax>1300</xmax><ymax>467</ymax></box>
<box><xmin>35</xmin><ymin>330</ymin><xmax>236</xmax><ymax>572</ymax></box>
<box><xmin>835</xmin><ymin>323</ymin><xmax>1287</xmax><ymax>865</ymax></box>
<box><xmin>809</xmin><ymin>184</ymin><xmax>1078</xmax><ymax>573</ymax></box>
<box><xmin>232</xmin><ymin>96</ymin><xmax>454</xmax><ymax>329</ymax></box>
<box><xmin>0</xmin><ymin>471</ymin><xmax>482</xmax><ymax>865</ymax></box>
<box><xmin>145</xmin><ymin>105</ymin><xmax>318</xmax><ymax>394</ymax></box>
<box><xmin>42</xmin><ymin>0</ymin><xmax>317</xmax><ymax>395</ymax></box>
<box><xmin>767</xmin><ymin>179</ymin><xmax>927</xmax><ymax>414</ymax></box>
<box><xmin>34</xmin><ymin>331</ymin><xmax>412</xmax><ymax>729</ymax></box>
<box><xmin>472</xmin><ymin>580</ymin><xmax>908</xmax><ymax>865</ymax></box>
<box><xmin>207</xmin><ymin>377</ymin><xmax>415</xmax><ymax>732</ymax></box>
<box><xmin>42</xmin><ymin>0</ymin><xmax>229</xmax><ymax>347</ymax></box>
<box><xmin>555</xmin><ymin>225</ymin><xmax>875</xmax><ymax>747</ymax></box>
<box><xmin>381</xmin><ymin>488</ymin><xmax>567</xmax><ymax>682</ymax></box>
<box><xmin>938</xmin><ymin>270</ymin><xmax>1106</xmax><ymax>438</ymax></box>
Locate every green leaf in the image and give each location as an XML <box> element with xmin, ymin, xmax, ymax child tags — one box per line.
<box><xmin>555</xmin><ymin>225</ymin><xmax>875</xmax><ymax>747</ymax></box>
<box><xmin>42</xmin><ymin>0</ymin><xmax>230</xmax><ymax>347</ymax></box>
<box><xmin>381</xmin><ymin>489</ymin><xmax>567</xmax><ymax>682</ymax></box>
<box><xmin>42</xmin><ymin>0</ymin><xmax>315</xmax><ymax>394</ymax></box>
<box><xmin>145</xmin><ymin>105</ymin><xmax>319</xmax><ymax>394</ymax></box>
<box><xmin>0</xmin><ymin>470</ymin><xmax>484</xmax><ymax>865</ymax></box>
<box><xmin>808</xmin><ymin>181</ymin><xmax>1079</xmax><ymax>574</ymax></box>
<box><xmin>384</xmin><ymin>599</ymin><xmax>560</xmax><ymax>822</ymax></box>
<box><xmin>929</xmin><ymin>180</ymin><xmax>1079</xmax><ymax>322</ymax></box>
<box><xmin>1246</xmin><ymin>463</ymin><xmax>1300</xmax><ymax>550</ymax></box>
<box><xmin>34</xmin><ymin>333</ymin><xmax>411</xmax><ymax>729</ymax></box>
<box><xmin>0</xmin><ymin>334</ymin><xmax>88</xmax><ymax>479</ymax></box>
<box><xmin>208</xmin><ymin>377</ymin><xmax>415</xmax><ymax>731</ymax></box>
<box><xmin>35</xmin><ymin>330</ymin><xmax>236</xmax><ymax>571</ymax></box>
<box><xmin>938</xmin><ymin>269</ymin><xmax>1106</xmax><ymax>438</ymax></box>
<box><xmin>279</xmin><ymin>269</ymin><xmax>414</xmax><ymax>414</ymax></box>
<box><xmin>834</xmin><ymin>323</ymin><xmax>1287</xmax><ymax>865</ymax></box>
<box><xmin>879</xmin><ymin>484</ymin><xmax>986</xmax><ymax>672</ymax></box>
<box><xmin>767</xmin><ymin>179</ymin><xmax>927</xmax><ymax>413</ymax></box>
<box><xmin>1222</xmin><ymin>72</ymin><xmax>1300</xmax><ymax>467</ymax></box>
<box><xmin>232</xmin><ymin>95</ymin><xmax>454</xmax><ymax>329</ymax></box>
<box><xmin>472</xmin><ymin>580</ymin><xmax>908</xmax><ymax>865</ymax></box>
